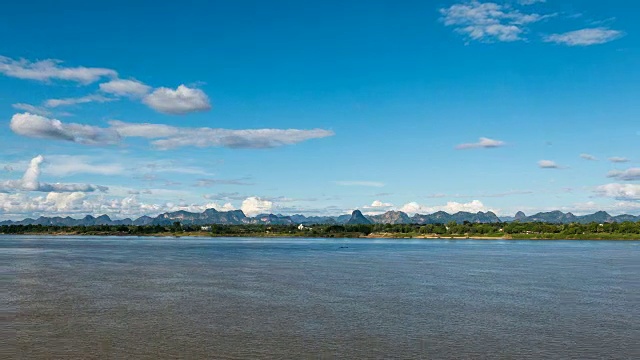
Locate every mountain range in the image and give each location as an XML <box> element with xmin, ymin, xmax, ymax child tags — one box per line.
<box><xmin>1</xmin><ymin>209</ymin><xmax>638</xmax><ymax>227</ymax></box>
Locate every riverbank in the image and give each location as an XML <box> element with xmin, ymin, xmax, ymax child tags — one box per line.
<box><xmin>2</xmin><ymin>231</ymin><xmax>639</xmax><ymax>240</ymax></box>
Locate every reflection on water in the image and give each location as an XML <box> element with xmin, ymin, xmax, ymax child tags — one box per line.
<box><xmin>2</xmin><ymin>236</ymin><xmax>639</xmax><ymax>359</ymax></box>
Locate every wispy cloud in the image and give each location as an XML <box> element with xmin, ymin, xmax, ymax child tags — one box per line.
<box><xmin>538</xmin><ymin>160</ymin><xmax>565</xmax><ymax>169</ymax></box>
<box><xmin>609</xmin><ymin>157</ymin><xmax>630</xmax><ymax>163</ymax></box>
<box><xmin>456</xmin><ymin>137</ymin><xmax>505</xmax><ymax>149</ymax></box>
<box><xmin>194</xmin><ymin>178</ymin><xmax>254</xmax><ymax>187</ymax></box>
<box><xmin>10</xmin><ymin>113</ymin><xmax>334</xmax><ymax>149</ymax></box>
<box><xmin>10</xmin><ymin>113</ymin><xmax>121</xmax><ymax>145</ymax></box>
<box><xmin>44</xmin><ymin>94</ymin><xmax>115</xmax><ymax>108</ymax></box>
<box><xmin>43</xmin><ymin>155</ymin><xmax>125</xmax><ymax>177</ymax></box>
<box><xmin>12</xmin><ymin>103</ymin><xmax>51</xmax><ymax>117</ymax></box>
<box><xmin>607</xmin><ymin>168</ymin><xmax>640</xmax><ymax>181</ymax></box>
<box><xmin>580</xmin><ymin>153</ymin><xmax>598</xmax><ymax>161</ymax></box>
<box><xmin>426</xmin><ymin>190</ymin><xmax>534</xmax><ymax>198</ymax></box>
<box><xmin>544</xmin><ymin>28</ymin><xmax>623</xmax><ymax>46</ymax></box>
<box><xmin>334</xmin><ymin>181</ymin><xmax>385</xmax><ymax>187</ymax></box>
<box><xmin>440</xmin><ymin>1</ymin><xmax>552</xmax><ymax>42</ymax></box>
<box><xmin>99</xmin><ymin>79</ymin><xmax>151</xmax><ymax>98</ymax></box>
<box><xmin>0</xmin><ymin>55</ymin><xmax>116</xmax><ymax>84</ymax></box>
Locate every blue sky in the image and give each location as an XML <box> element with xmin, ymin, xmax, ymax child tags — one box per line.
<box><xmin>1</xmin><ymin>0</ymin><xmax>638</xmax><ymax>219</ymax></box>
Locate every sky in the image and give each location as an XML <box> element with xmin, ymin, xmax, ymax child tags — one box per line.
<box><xmin>0</xmin><ymin>0</ymin><xmax>639</xmax><ymax>220</ymax></box>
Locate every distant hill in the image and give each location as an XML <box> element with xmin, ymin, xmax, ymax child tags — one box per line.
<box><xmin>346</xmin><ymin>210</ymin><xmax>372</xmax><ymax>225</ymax></box>
<box><xmin>412</xmin><ymin>211</ymin><xmax>501</xmax><ymax>224</ymax></box>
<box><xmin>367</xmin><ymin>211</ymin><xmax>411</xmax><ymax>224</ymax></box>
<box><xmin>502</xmin><ymin>210</ymin><xmax>638</xmax><ymax>224</ymax></box>
<box><xmin>1</xmin><ymin>209</ymin><xmax>638</xmax><ymax>227</ymax></box>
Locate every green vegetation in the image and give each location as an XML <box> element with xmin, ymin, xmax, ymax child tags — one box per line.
<box><xmin>1</xmin><ymin>220</ymin><xmax>640</xmax><ymax>240</ymax></box>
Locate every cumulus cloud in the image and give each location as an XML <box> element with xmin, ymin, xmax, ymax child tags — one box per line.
<box><xmin>241</xmin><ymin>196</ymin><xmax>273</xmax><ymax>216</ymax></box>
<box><xmin>607</xmin><ymin>168</ymin><xmax>640</xmax><ymax>182</ymax></box>
<box><xmin>99</xmin><ymin>79</ymin><xmax>151</xmax><ymax>97</ymax></box>
<box><xmin>0</xmin><ymin>190</ymin><xmax>245</xmax><ymax>220</ymax></box>
<box><xmin>456</xmin><ymin>137</ymin><xmax>505</xmax><ymax>149</ymax></box>
<box><xmin>595</xmin><ymin>183</ymin><xmax>640</xmax><ymax>201</ymax></box>
<box><xmin>142</xmin><ymin>85</ymin><xmax>211</xmax><ymax>114</ymax></box>
<box><xmin>0</xmin><ymin>155</ymin><xmax>107</xmax><ymax>193</ymax></box>
<box><xmin>334</xmin><ymin>181</ymin><xmax>385</xmax><ymax>187</ymax></box>
<box><xmin>370</xmin><ymin>200</ymin><xmax>393</xmax><ymax>208</ymax></box>
<box><xmin>440</xmin><ymin>1</ymin><xmax>551</xmax><ymax>42</ymax></box>
<box><xmin>0</xmin><ymin>55</ymin><xmax>117</xmax><ymax>84</ymax></box>
<box><xmin>399</xmin><ymin>200</ymin><xmax>489</xmax><ymax>215</ymax></box>
<box><xmin>10</xmin><ymin>113</ymin><xmax>120</xmax><ymax>145</ymax></box>
<box><xmin>0</xmin><ymin>192</ymin><xmax>86</xmax><ymax>217</ymax></box>
<box><xmin>544</xmin><ymin>28</ymin><xmax>623</xmax><ymax>46</ymax></box>
<box><xmin>44</xmin><ymin>94</ymin><xmax>115</xmax><ymax>108</ymax></box>
<box><xmin>361</xmin><ymin>200</ymin><xmax>394</xmax><ymax>214</ymax></box>
<box><xmin>538</xmin><ymin>160</ymin><xmax>564</xmax><ymax>169</ymax></box>
<box><xmin>609</xmin><ymin>157</ymin><xmax>630</xmax><ymax>163</ymax></box>
<box><xmin>580</xmin><ymin>153</ymin><xmax>598</xmax><ymax>161</ymax></box>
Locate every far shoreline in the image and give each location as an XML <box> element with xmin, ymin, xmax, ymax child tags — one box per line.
<box><xmin>2</xmin><ymin>232</ymin><xmax>639</xmax><ymax>241</ymax></box>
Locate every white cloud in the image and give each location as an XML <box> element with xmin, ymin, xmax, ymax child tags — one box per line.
<box><xmin>440</xmin><ymin>1</ymin><xmax>550</xmax><ymax>42</ymax></box>
<box><xmin>595</xmin><ymin>183</ymin><xmax>640</xmax><ymax>201</ymax></box>
<box><xmin>194</xmin><ymin>178</ymin><xmax>254</xmax><ymax>187</ymax></box>
<box><xmin>10</xmin><ymin>113</ymin><xmax>120</xmax><ymax>145</ymax></box>
<box><xmin>334</xmin><ymin>181</ymin><xmax>385</xmax><ymax>187</ymax></box>
<box><xmin>99</xmin><ymin>79</ymin><xmax>151</xmax><ymax>97</ymax></box>
<box><xmin>43</xmin><ymin>155</ymin><xmax>125</xmax><ymax>177</ymax></box>
<box><xmin>609</xmin><ymin>157</ymin><xmax>630</xmax><ymax>163</ymax></box>
<box><xmin>44</xmin><ymin>94</ymin><xmax>115</xmax><ymax>108</ymax></box>
<box><xmin>456</xmin><ymin>137</ymin><xmax>505</xmax><ymax>149</ymax></box>
<box><xmin>241</xmin><ymin>196</ymin><xmax>273</xmax><ymax>216</ymax></box>
<box><xmin>580</xmin><ymin>153</ymin><xmax>598</xmax><ymax>161</ymax></box>
<box><xmin>0</xmin><ymin>190</ymin><xmax>244</xmax><ymax>220</ymax></box>
<box><xmin>10</xmin><ymin>113</ymin><xmax>334</xmax><ymax>150</ymax></box>
<box><xmin>0</xmin><ymin>55</ymin><xmax>117</xmax><ymax>84</ymax></box>
<box><xmin>108</xmin><ymin>121</ymin><xmax>177</xmax><ymax>138</ymax></box>
<box><xmin>142</xmin><ymin>85</ymin><xmax>211</xmax><ymax>114</ymax></box>
<box><xmin>0</xmin><ymin>155</ymin><xmax>107</xmax><ymax>193</ymax></box>
<box><xmin>518</xmin><ymin>0</ymin><xmax>545</xmax><ymax>5</ymax></box>
<box><xmin>370</xmin><ymin>200</ymin><xmax>393</xmax><ymax>208</ymax></box>
<box><xmin>538</xmin><ymin>160</ymin><xmax>563</xmax><ymax>169</ymax></box>
<box><xmin>0</xmin><ymin>192</ymin><xmax>86</xmax><ymax>217</ymax></box>
<box><xmin>109</xmin><ymin>120</ymin><xmax>334</xmax><ymax>149</ymax></box>
<box><xmin>544</xmin><ymin>28</ymin><xmax>623</xmax><ymax>46</ymax></box>
<box><xmin>607</xmin><ymin>168</ymin><xmax>640</xmax><ymax>181</ymax></box>
<box><xmin>12</xmin><ymin>103</ymin><xmax>51</xmax><ymax>116</ymax></box>
<box><xmin>361</xmin><ymin>200</ymin><xmax>394</xmax><ymax>215</ymax></box>
<box><xmin>399</xmin><ymin>200</ymin><xmax>489</xmax><ymax>215</ymax></box>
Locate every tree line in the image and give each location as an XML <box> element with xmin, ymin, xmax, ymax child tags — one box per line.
<box><xmin>1</xmin><ymin>220</ymin><xmax>640</xmax><ymax>239</ymax></box>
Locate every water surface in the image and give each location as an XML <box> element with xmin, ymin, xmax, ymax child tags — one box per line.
<box><xmin>2</xmin><ymin>236</ymin><xmax>638</xmax><ymax>359</ymax></box>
